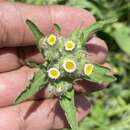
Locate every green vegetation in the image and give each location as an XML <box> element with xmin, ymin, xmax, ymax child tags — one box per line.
<box><xmin>15</xmin><ymin>0</ymin><xmax>130</xmax><ymax>130</ymax></box>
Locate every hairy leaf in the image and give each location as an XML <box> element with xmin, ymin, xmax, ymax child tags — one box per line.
<box><xmin>60</xmin><ymin>90</ymin><xmax>78</xmax><ymax>130</ymax></box>
<box><xmin>54</xmin><ymin>24</ymin><xmax>61</xmax><ymax>34</ymax></box>
<box><xmin>15</xmin><ymin>69</ymin><xmax>47</xmax><ymax>104</ymax></box>
<box><xmin>26</xmin><ymin>19</ymin><xmax>44</xmax><ymax>48</ymax></box>
<box><xmin>81</xmin><ymin>17</ymin><xmax>117</xmax><ymax>45</ymax></box>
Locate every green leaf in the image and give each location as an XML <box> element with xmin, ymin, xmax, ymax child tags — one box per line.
<box><xmin>15</xmin><ymin>69</ymin><xmax>48</xmax><ymax>104</ymax></box>
<box><xmin>60</xmin><ymin>90</ymin><xmax>78</xmax><ymax>130</ymax></box>
<box><xmin>112</xmin><ymin>23</ymin><xmax>130</xmax><ymax>55</ymax></box>
<box><xmin>93</xmin><ymin>64</ymin><xmax>110</xmax><ymax>74</ymax></box>
<box><xmin>83</xmin><ymin>64</ymin><xmax>116</xmax><ymax>84</ymax></box>
<box><xmin>87</xmin><ymin>74</ymin><xmax>116</xmax><ymax>84</ymax></box>
<box><xmin>64</xmin><ymin>90</ymin><xmax>73</xmax><ymax>99</ymax></box>
<box><xmin>81</xmin><ymin>18</ymin><xmax>117</xmax><ymax>45</ymax></box>
<box><xmin>25</xmin><ymin>61</ymin><xmax>39</xmax><ymax>68</ymax></box>
<box><xmin>54</xmin><ymin>24</ymin><xmax>61</xmax><ymax>34</ymax></box>
<box><xmin>26</xmin><ymin>19</ymin><xmax>44</xmax><ymax>47</ymax></box>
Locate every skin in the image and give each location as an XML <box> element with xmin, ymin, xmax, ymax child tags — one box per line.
<box><xmin>0</xmin><ymin>1</ymin><xmax>108</xmax><ymax>130</ymax></box>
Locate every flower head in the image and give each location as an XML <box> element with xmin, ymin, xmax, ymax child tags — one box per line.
<box><xmin>47</xmin><ymin>34</ymin><xmax>57</xmax><ymax>46</ymax></box>
<box><xmin>63</xmin><ymin>59</ymin><xmax>76</xmax><ymax>73</ymax></box>
<box><xmin>56</xmin><ymin>85</ymin><xmax>64</xmax><ymax>93</ymax></box>
<box><xmin>48</xmin><ymin>67</ymin><xmax>60</xmax><ymax>79</ymax></box>
<box><xmin>84</xmin><ymin>64</ymin><xmax>94</xmax><ymax>76</ymax></box>
<box><xmin>64</xmin><ymin>40</ymin><xmax>76</xmax><ymax>51</ymax></box>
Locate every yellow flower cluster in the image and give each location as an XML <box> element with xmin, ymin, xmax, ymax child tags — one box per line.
<box><xmin>47</xmin><ymin>35</ymin><xmax>76</xmax><ymax>51</ymax></box>
<box><xmin>48</xmin><ymin>62</ymin><xmax>94</xmax><ymax>79</ymax></box>
<box><xmin>46</xmin><ymin>35</ymin><xmax>94</xmax><ymax>79</ymax></box>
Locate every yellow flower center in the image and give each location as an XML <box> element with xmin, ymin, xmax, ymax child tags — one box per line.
<box><xmin>84</xmin><ymin>64</ymin><xmax>94</xmax><ymax>76</ymax></box>
<box><xmin>65</xmin><ymin>40</ymin><xmax>75</xmax><ymax>51</ymax></box>
<box><xmin>48</xmin><ymin>68</ymin><xmax>60</xmax><ymax>79</ymax></box>
<box><xmin>63</xmin><ymin>59</ymin><xmax>76</xmax><ymax>73</ymax></box>
<box><xmin>47</xmin><ymin>34</ymin><xmax>57</xmax><ymax>46</ymax></box>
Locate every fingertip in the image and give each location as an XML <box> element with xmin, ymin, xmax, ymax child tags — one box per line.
<box><xmin>50</xmin><ymin>5</ymin><xmax>96</xmax><ymax>36</ymax></box>
<box><xmin>87</xmin><ymin>37</ymin><xmax>108</xmax><ymax>64</ymax></box>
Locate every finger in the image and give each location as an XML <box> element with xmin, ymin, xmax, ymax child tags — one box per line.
<box><xmin>0</xmin><ymin>66</ymin><xmax>34</xmax><ymax>107</ymax></box>
<box><xmin>0</xmin><ymin>2</ymin><xmax>95</xmax><ymax>47</ymax></box>
<box><xmin>0</xmin><ymin>95</ymin><xmax>90</xmax><ymax>130</ymax></box>
<box><xmin>87</xmin><ymin>36</ymin><xmax>108</xmax><ymax>64</ymax></box>
<box><xmin>0</xmin><ymin>65</ymin><xmax>107</xmax><ymax>107</ymax></box>
<box><xmin>0</xmin><ymin>46</ymin><xmax>43</xmax><ymax>72</ymax></box>
<box><xmin>0</xmin><ymin>36</ymin><xmax>108</xmax><ymax>72</ymax></box>
<box><xmin>74</xmin><ymin>80</ymin><xmax>107</xmax><ymax>93</ymax></box>
<box><xmin>0</xmin><ymin>0</ymin><xmax>7</xmax><ymax>2</ymax></box>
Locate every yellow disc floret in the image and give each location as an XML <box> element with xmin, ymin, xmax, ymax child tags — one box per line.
<box><xmin>48</xmin><ymin>67</ymin><xmax>60</xmax><ymax>79</ymax></box>
<box><xmin>64</xmin><ymin>40</ymin><xmax>76</xmax><ymax>51</ymax></box>
<box><xmin>84</xmin><ymin>64</ymin><xmax>94</xmax><ymax>76</ymax></box>
<box><xmin>63</xmin><ymin>59</ymin><xmax>76</xmax><ymax>73</ymax></box>
<box><xmin>47</xmin><ymin>34</ymin><xmax>57</xmax><ymax>46</ymax></box>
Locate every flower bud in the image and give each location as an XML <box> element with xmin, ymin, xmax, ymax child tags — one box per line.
<box><xmin>48</xmin><ymin>67</ymin><xmax>60</xmax><ymax>79</ymax></box>
<box><xmin>47</xmin><ymin>34</ymin><xmax>57</xmax><ymax>46</ymax></box>
<box><xmin>64</xmin><ymin>40</ymin><xmax>76</xmax><ymax>51</ymax></box>
<box><xmin>84</xmin><ymin>64</ymin><xmax>94</xmax><ymax>76</ymax></box>
<box><xmin>62</xmin><ymin>59</ymin><xmax>77</xmax><ymax>73</ymax></box>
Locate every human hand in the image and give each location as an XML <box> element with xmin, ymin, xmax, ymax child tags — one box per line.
<box><xmin>0</xmin><ymin>2</ymin><xmax>108</xmax><ymax>130</ymax></box>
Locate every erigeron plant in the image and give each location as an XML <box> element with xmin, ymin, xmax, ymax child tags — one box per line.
<box><xmin>15</xmin><ymin>18</ymin><xmax>117</xmax><ymax>130</ymax></box>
